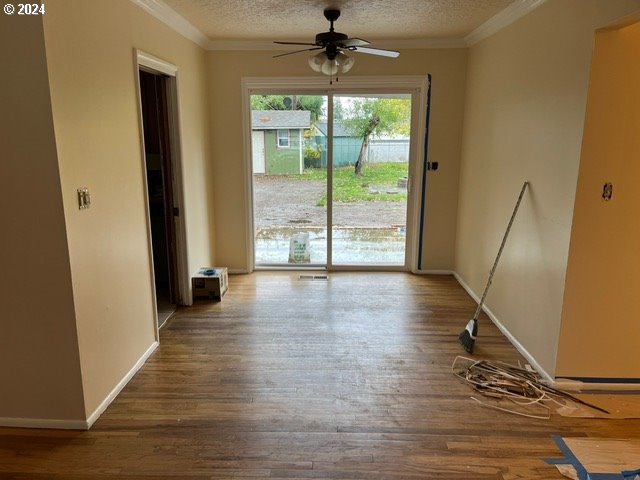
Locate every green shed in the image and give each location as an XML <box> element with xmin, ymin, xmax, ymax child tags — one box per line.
<box><xmin>251</xmin><ymin>110</ymin><xmax>311</xmax><ymax>175</ymax></box>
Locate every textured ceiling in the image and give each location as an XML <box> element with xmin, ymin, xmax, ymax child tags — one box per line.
<box><xmin>162</xmin><ymin>0</ymin><xmax>516</xmax><ymax>41</ymax></box>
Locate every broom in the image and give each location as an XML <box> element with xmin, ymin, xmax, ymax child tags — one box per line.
<box><xmin>459</xmin><ymin>181</ymin><xmax>529</xmax><ymax>354</ymax></box>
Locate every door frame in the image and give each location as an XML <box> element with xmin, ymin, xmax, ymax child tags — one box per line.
<box><xmin>134</xmin><ymin>50</ymin><xmax>190</xmax><ymax>335</ymax></box>
<box><xmin>242</xmin><ymin>76</ymin><xmax>429</xmax><ymax>273</ymax></box>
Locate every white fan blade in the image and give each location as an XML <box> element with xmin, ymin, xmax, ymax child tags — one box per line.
<box><xmin>354</xmin><ymin>47</ymin><xmax>400</xmax><ymax>58</ymax></box>
<box><xmin>340</xmin><ymin>38</ymin><xmax>370</xmax><ymax>47</ymax></box>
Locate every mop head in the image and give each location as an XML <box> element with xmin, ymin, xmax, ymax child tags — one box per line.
<box><xmin>458</xmin><ymin>318</ymin><xmax>478</xmax><ymax>354</ymax></box>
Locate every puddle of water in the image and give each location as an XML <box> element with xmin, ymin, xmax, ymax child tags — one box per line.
<box><xmin>255</xmin><ymin>227</ymin><xmax>405</xmax><ymax>265</ymax></box>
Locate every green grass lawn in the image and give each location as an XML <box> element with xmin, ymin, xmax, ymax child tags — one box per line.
<box><xmin>293</xmin><ymin>162</ymin><xmax>408</xmax><ymax>206</ymax></box>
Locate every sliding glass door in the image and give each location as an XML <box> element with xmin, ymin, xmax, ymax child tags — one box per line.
<box><xmin>251</xmin><ymin>89</ymin><xmax>418</xmax><ymax>270</ymax></box>
<box><xmin>331</xmin><ymin>93</ymin><xmax>411</xmax><ymax>266</ymax></box>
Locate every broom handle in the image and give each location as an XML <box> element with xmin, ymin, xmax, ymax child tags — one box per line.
<box><xmin>473</xmin><ymin>181</ymin><xmax>529</xmax><ymax>319</ymax></box>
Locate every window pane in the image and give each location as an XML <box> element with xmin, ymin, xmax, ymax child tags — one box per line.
<box><xmin>277</xmin><ymin>129</ymin><xmax>290</xmax><ymax>148</ymax></box>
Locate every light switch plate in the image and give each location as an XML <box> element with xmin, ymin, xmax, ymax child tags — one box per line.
<box><xmin>77</xmin><ymin>188</ymin><xmax>91</xmax><ymax>209</ymax></box>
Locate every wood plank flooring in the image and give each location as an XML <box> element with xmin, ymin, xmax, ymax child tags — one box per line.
<box><xmin>1</xmin><ymin>272</ymin><xmax>638</xmax><ymax>479</ymax></box>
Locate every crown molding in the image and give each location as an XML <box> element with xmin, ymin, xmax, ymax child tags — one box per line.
<box><xmin>131</xmin><ymin>0</ymin><xmax>210</xmax><ymax>49</ymax></box>
<box><xmin>131</xmin><ymin>0</ymin><xmax>545</xmax><ymax>52</ymax></box>
<box><xmin>464</xmin><ymin>0</ymin><xmax>548</xmax><ymax>46</ymax></box>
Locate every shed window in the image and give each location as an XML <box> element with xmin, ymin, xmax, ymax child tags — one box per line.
<box><xmin>277</xmin><ymin>129</ymin><xmax>290</xmax><ymax>148</ymax></box>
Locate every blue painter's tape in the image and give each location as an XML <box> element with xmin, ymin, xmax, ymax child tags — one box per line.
<box><xmin>622</xmin><ymin>468</ymin><xmax>640</xmax><ymax>478</ymax></box>
<box><xmin>545</xmin><ymin>436</ymin><xmax>630</xmax><ymax>480</ymax></box>
<box><xmin>545</xmin><ymin>435</ymin><xmax>590</xmax><ymax>480</ymax></box>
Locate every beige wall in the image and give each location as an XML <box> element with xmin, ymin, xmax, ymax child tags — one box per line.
<box><xmin>455</xmin><ymin>0</ymin><xmax>640</xmax><ymax>376</ymax></box>
<box><xmin>0</xmin><ymin>15</ymin><xmax>85</xmax><ymax>420</ymax></box>
<box><xmin>208</xmin><ymin>49</ymin><xmax>467</xmax><ymax>271</ymax></box>
<box><xmin>42</xmin><ymin>0</ymin><xmax>214</xmax><ymax>417</ymax></box>
<box><xmin>557</xmin><ymin>21</ymin><xmax>640</xmax><ymax>379</ymax></box>
<box><xmin>131</xmin><ymin>5</ymin><xmax>216</xmax><ymax>280</ymax></box>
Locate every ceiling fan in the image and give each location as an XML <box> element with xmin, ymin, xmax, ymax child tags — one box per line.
<box><xmin>273</xmin><ymin>8</ymin><xmax>400</xmax><ymax>79</ymax></box>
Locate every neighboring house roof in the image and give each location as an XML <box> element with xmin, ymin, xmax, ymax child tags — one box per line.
<box><xmin>315</xmin><ymin>121</ymin><xmax>354</xmax><ymax>137</ymax></box>
<box><xmin>316</xmin><ymin>122</ymin><xmax>410</xmax><ymax>140</ymax></box>
<box><xmin>251</xmin><ymin>110</ymin><xmax>311</xmax><ymax>130</ymax></box>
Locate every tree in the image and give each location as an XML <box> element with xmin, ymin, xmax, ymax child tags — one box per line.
<box><xmin>333</xmin><ymin>99</ymin><xmax>346</xmax><ymax>123</ymax></box>
<box><xmin>250</xmin><ymin>95</ymin><xmax>324</xmax><ymax>122</ymax></box>
<box><xmin>342</xmin><ymin>98</ymin><xmax>410</xmax><ymax>176</ymax></box>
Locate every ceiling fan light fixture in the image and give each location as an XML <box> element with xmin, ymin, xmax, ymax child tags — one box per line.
<box><xmin>309</xmin><ymin>51</ymin><xmax>354</xmax><ymax>76</ymax></box>
<box><xmin>309</xmin><ymin>52</ymin><xmax>329</xmax><ymax>73</ymax></box>
<box><xmin>278</xmin><ymin>8</ymin><xmax>398</xmax><ymax>80</ymax></box>
<box><xmin>336</xmin><ymin>51</ymin><xmax>354</xmax><ymax>73</ymax></box>
<box><xmin>320</xmin><ymin>57</ymin><xmax>339</xmax><ymax>76</ymax></box>
<box><xmin>308</xmin><ymin>51</ymin><xmax>326</xmax><ymax>73</ymax></box>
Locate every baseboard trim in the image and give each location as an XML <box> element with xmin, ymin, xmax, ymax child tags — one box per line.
<box><xmin>85</xmin><ymin>340</ymin><xmax>159</xmax><ymax>428</ymax></box>
<box><xmin>0</xmin><ymin>417</ymin><xmax>89</xmax><ymax>430</ymax></box>
<box><xmin>552</xmin><ymin>378</ymin><xmax>640</xmax><ymax>392</ymax></box>
<box><xmin>414</xmin><ymin>269</ymin><xmax>454</xmax><ymax>275</ymax></box>
<box><xmin>452</xmin><ymin>271</ymin><xmax>554</xmax><ymax>384</ymax></box>
<box><xmin>228</xmin><ymin>268</ymin><xmax>249</xmax><ymax>274</ymax></box>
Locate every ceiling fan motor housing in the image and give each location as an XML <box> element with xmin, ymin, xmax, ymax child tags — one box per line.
<box><xmin>315</xmin><ymin>31</ymin><xmax>348</xmax><ymax>47</ymax></box>
<box><xmin>317</xmin><ymin>7</ymin><xmax>347</xmax><ymax>55</ymax></box>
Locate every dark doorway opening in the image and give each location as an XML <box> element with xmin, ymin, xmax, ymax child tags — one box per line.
<box><xmin>139</xmin><ymin>69</ymin><xmax>178</xmax><ymax>328</ymax></box>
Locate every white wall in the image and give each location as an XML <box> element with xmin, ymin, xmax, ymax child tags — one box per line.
<box><xmin>455</xmin><ymin>0</ymin><xmax>640</xmax><ymax>376</ymax></box>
